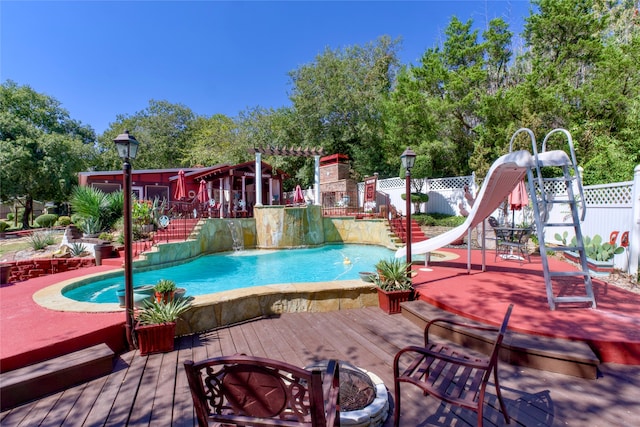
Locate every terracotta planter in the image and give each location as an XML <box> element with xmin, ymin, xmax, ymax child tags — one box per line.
<box><xmin>135</xmin><ymin>322</ymin><xmax>176</xmax><ymax>355</ymax></box>
<box><xmin>376</xmin><ymin>288</ymin><xmax>412</xmax><ymax>314</ymax></box>
<box><xmin>155</xmin><ymin>291</ymin><xmax>175</xmax><ymax>304</ymax></box>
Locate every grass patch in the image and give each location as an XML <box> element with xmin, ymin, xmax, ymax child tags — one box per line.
<box><xmin>0</xmin><ymin>232</ymin><xmax>64</xmax><ymax>258</ymax></box>
<box><xmin>0</xmin><ymin>240</ymin><xmax>32</xmax><ymax>257</ymax></box>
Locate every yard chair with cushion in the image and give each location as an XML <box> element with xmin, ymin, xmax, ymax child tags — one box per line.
<box><xmin>393</xmin><ymin>304</ymin><xmax>514</xmax><ymax>427</ymax></box>
<box><xmin>184</xmin><ymin>354</ymin><xmax>340</xmax><ymax>427</ymax></box>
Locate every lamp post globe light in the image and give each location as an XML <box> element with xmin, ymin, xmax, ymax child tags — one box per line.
<box><xmin>113</xmin><ymin>130</ymin><xmax>139</xmax><ymax>349</ymax></box>
<box><xmin>400</xmin><ymin>147</ymin><xmax>416</xmax><ymax>273</ymax></box>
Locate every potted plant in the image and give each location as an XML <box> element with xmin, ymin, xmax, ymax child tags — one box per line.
<box><xmin>374</xmin><ymin>258</ymin><xmax>414</xmax><ymax>314</ymax></box>
<box><xmin>80</xmin><ymin>216</ymin><xmax>102</xmax><ymax>238</ymax></box>
<box><xmin>555</xmin><ymin>232</ymin><xmax>624</xmax><ymax>276</ymax></box>
<box><xmin>0</xmin><ymin>263</ymin><xmax>12</xmax><ymax>285</ymax></box>
<box><xmin>134</xmin><ymin>297</ymin><xmax>191</xmax><ymax>355</ymax></box>
<box><xmin>154</xmin><ymin>279</ymin><xmax>177</xmax><ymax>303</ymax></box>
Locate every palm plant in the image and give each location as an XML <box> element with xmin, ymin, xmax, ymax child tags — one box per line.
<box><xmin>70</xmin><ymin>186</ymin><xmax>124</xmax><ymax>231</ymax></box>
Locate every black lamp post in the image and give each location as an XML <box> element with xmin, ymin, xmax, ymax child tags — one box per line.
<box><xmin>114</xmin><ymin>130</ymin><xmax>139</xmax><ymax>349</ymax></box>
<box><xmin>400</xmin><ymin>147</ymin><xmax>416</xmax><ymax>272</ymax></box>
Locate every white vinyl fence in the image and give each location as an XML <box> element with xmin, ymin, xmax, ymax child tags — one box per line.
<box><xmin>359</xmin><ymin>165</ymin><xmax>640</xmax><ymax>275</ymax></box>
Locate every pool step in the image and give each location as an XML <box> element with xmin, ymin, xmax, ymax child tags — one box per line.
<box><xmin>400</xmin><ymin>300</ymin><xmax>600</xmax><ymax>379</ymax></box>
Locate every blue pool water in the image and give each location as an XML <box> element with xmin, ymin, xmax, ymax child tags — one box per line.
<box><xmin>63</xmin><ymin>244</ymin><xmax>393</xmax><ymax>303</ymax></box>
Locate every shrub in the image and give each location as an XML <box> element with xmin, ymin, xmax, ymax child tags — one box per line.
<box><xmin>56</xmin><ymin>216</ymin><xmax>72</xmax><ymax>227</ymax></box>
<box><xmin>415</xmin><ymin>213</ymin><xmax>465</xmax><ymax>227</ymax></box>
<box><xmin>28</xmin><ymin>230</ymin><xmax>56</xmax><ymax>250</ymax></box>
<box><xmin>6</xmin><ymin>213</ymin><xmax>14</xmax><ymax>221</ymax></box>
<box><xmin>35</xmin><ymin>213</ymin><xmax>58</xmax><ymax>228</ymax></box>
<box><xmin>0</xmin><ymin>221</ymin><xmax>10</xmax><ymax>232</ymax></box>
<box><xmin>98</xmin><ymin>232</ymin><xmax>114</xmax><ymax>241</ymax></box>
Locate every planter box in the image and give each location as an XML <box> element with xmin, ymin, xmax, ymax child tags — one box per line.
<box><xmin>565</xmin><ymin>252</ymin><xmax>614</xmax><ymax>277</ymax></box>
<box><xmin>135</xmin><ymin>322</ymin><xmax>176</xmax><ymax>355</ymax></box>
<box><xmin>376</xmin><ymin>288</ymin><xmax>412</xmax><ymax>314</ymax></box>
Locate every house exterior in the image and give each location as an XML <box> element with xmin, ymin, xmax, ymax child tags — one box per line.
<box><xmin>78</xmin><ymin>161</ymin><xmax>285</xmax><ymax>217</ymax></box>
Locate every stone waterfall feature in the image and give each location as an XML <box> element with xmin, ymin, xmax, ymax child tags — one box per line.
<box><xmin>254</xmin><ymin>205</ymin><xmax>324</xmax><ymax>248</ymax></box>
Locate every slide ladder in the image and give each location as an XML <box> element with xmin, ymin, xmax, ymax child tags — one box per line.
<box><xmin>518</xmin><ymin>128</ymin><xmax>595</xmax><ymax>310</ymax></box>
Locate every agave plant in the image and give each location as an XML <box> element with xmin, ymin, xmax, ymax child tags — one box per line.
<box><xmin>28</xmin><ymin>230</ymin><xmax>57</xmax><ymax>250</ymax></box>
<box><xmin>69</xmin><ymin>242</ymin><xmax>87</xmax><ymax>257</ymax></box>
<box><xmin>135</xmin><ymin>298</ymin><xmax>191</xmax><ymax>326</ymax></box>
<box><xmin>374</xmin><ymin>257</ymin><xmax>413</xmax><ymax>291</ymax></box>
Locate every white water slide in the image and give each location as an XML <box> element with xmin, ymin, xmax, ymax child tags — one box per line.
<box><xmin>394</xmin><ymin>149</ymin><xmax>571</xmax><ymax>266</ymax></box>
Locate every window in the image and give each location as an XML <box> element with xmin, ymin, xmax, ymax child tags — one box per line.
<box><xmin>92</xmin><ymin>183</ymin><xmax>121</xmax><ymax>194</ymax></box>
<box><xmin>146</xmin><ymin>185</ymin><xmax>169</xmax><ymax>202</ymax></box>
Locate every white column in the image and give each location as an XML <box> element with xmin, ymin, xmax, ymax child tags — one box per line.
<box><xmin>241</xmin><ymin>176</ymin><xmax>246</xmax><ymax>212</ymax></box>
<box><xmin>268</xmin><ymin>178</ymin><xmax>273</xmax><ymax>205</ymax></box>
<box><xmin>314</xmin><ymin>155</ymin><xmax>321</xmax><ymax>206</ymax></box>
<box><xmin>226</xmin><ymin>177</ymin><xmax>232</xmax><ymax>216</ymax></box>
<box><xmin>219</xmin><ymin>179</ymin><xmax>224</xmax><ymax>218</ymax></box>
<box><xmin>255</xmin><ymin>152</ymin><xmax>263</xmax><ymax>207</ymax></box>
<box><xmin>629</xmin><ymin>164</ymin><xmax>640</xmax><ymax>275</ymax></box>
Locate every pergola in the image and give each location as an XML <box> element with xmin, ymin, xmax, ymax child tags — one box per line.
<box><xmin>248</xmin><ymin>146</ymin><xmax>324</xmax><ymax>206</ymax></box>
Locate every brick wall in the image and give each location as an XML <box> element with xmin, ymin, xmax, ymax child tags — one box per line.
<box><xmin>320</xmin><ymin>163</ymin><xmax>350</xmax><ymax>182</ymax></box>
<box><xmin>2</xmin><ymin>258</ymin><xmax>96</xmax><ymax>283</ymax></box>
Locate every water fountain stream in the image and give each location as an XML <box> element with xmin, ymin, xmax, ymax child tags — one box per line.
<box><xmin>226</xmin><ymin>220</ymin><xmax>244</xmax><ymax>251</ymax></box>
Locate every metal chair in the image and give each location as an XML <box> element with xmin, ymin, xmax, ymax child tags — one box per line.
<box><xmin>184</xmin><ymin>354</ymin><xmax>340</xmax><ymax>427</ymax></box>
<box><xmin>393</xmin><ymin>304</ymin><xmax>514</xmax><ymax>426</ymax></box>
<box><xmin>489</xmin><ymin>216</ymin><xmax>532</xmax><ymax>264</ymax></box>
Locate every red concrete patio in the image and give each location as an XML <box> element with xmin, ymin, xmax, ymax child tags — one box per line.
<box><xmin>1</xmin><ymin>247</ymin><xmax>640</xmax><ymax>375</ymax></box>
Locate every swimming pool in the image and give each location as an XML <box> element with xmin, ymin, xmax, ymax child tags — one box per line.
<box><xmin>63</xmin><ymin>244</ymin><xmax>393</xmax><ymax>304</ymax></box>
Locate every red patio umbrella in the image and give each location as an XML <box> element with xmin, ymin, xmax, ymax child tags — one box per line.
<box><xmin>197</xmin><ymin>180</ymin><xmax>209</xmax><ymax>203</ymax></box>
<box><xmin>174</xmin><ymin>170</ymin><xmax>186</xmax><ymax>200</ymax></box>
<box><xmin>293</xmin><ymin>185</ymin><xmax>305</xmax><ymax>204</ymax></box>
<box><xmin>508</xmin><ymin>179</ymin><xmax>529</xmax><ymax>226</ymax></box>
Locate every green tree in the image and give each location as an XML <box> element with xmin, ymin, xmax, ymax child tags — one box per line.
<box><xmin>386</xmin><ymin>17</ymin><xmax>514</xmax><ymax>178</ymax></box>
<box><xmin>236</xmin><ymin>106</ymin><xmax>310</xmax><ymax>190</ymax></box>
<box><xmin>0</xmin><ymin>80</ymin><xmax>96</xmax><ymax>228</ymax></box>
<box><xmin>520</xmin><ymin>0</ymin><xmax>639</xmax><ymax>183</ymax></box>
<box><xmin>183</xmin><ymin>114</ymin><xmax>245</xmax><ymax>166</ymax></box>
<box><xmin>95</xmin><ymin>100</ymin><xmax>195</xmax><ymax>170</ymax></box>
<box><xmin>288</xmin><ymin>36</ymin><xmax>400</xmax><ymax>180</ymax></box>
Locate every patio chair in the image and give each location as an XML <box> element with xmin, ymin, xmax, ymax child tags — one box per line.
<box><xmin>393</xmin><ymin>304</ymin><xmax>514</xmax><ymax>427</ymax></box>
<box><xmin>489</xmin><ymin>216</ymin><xmax>533</xmax><ymax>264</ymax></box>
<box><xmin>184</xmin><ymin>354</ymin><xmax>340</xmax><ymax>427</ymax></box>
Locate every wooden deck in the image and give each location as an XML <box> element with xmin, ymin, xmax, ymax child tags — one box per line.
<box><xmin>2</xmin><ymin>307</ymin><xmax>640</xmax><ymax>426</ymax></box>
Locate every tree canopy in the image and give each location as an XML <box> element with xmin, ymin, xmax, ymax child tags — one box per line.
<box><xmin>0</xmin><ymin>80</ymin><xmax>96</xmax><ymax>228</ymax></box>
<box><xmin>3</xmin><ymin>0</ymin><xmax>639</xmax><ymax>210</ymax></box>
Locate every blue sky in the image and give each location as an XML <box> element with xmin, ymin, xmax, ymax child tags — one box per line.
<box><xmin>1</xmin><ymin>1</ymin><xmax>532</xmax><ymax>135</ymax></box>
